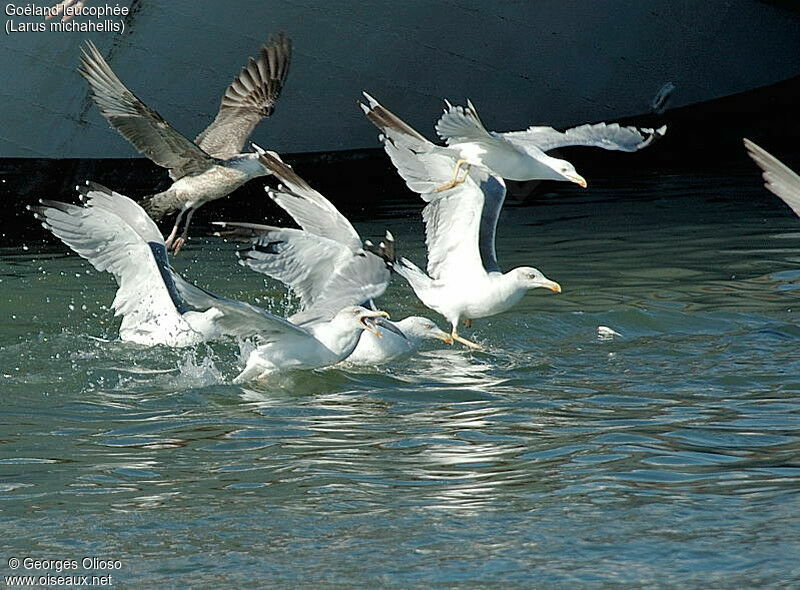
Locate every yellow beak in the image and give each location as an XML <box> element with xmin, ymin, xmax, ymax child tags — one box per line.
<box><xmin>569</xmin><ymin>174</ymin><xmax>587</xmax><ymax>188</ymax></box>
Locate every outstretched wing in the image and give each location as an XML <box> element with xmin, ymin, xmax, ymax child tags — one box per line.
<box><xmin>501</xmin><ymin>122</ymin><xmax>666</xmax><ymax>153</ymax></box>
<box><xmin>289</xmin><ymin>253</ymin><xmax>390</xmax><ymax>325</ymax></box>
<box><xmin>476</xmin><ymin>175</ymin><xmax>507</xmax><ymax>274</ymax></box>
<box><xmin>361</xmin><ymin>94</ymin><xmax>492</xmax><ymax>281</ymax></box>
<box><xmin>745</xmin><ymin>138</ymin><xmax>800</xmax><ymax>218</ymax></box>
<box><xmin>78</xmin><ymin>41</ymin><xmax>216</xmax><ymax>180</ymax></box>
<box><xmin>29</xmin><ymin>186</ymin><xmax>191</xmax><ymax>335</ymax></box>
<box><xmin>196</xmin><ymin>33</ymin><xmax>292</xmax><ymax>159</ymax></box>
<box><xmin>216</xmin><ymin>223</ymin><xmax>351</xmax><ymax>308</ymax></box>
<box><xmin>171</xmin><ymin>273</ymin><xmax>311</xmax><ymax>342</ymax></box>
<box><xmin>258</xmin><ymin>151</ymin><xmax>363</xmax><ymax>250</ymax></box>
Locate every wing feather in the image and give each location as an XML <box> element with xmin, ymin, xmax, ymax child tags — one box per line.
<box><xmin>30</xmin><ymin>190</ymin><xmax>191</xmax><ymax>339</ymax></box>
<box><xmin>502</xmin><ymin>122</ymin><xmax>666</xmax><ymax>153</ymax></box>
<box><xmin>170</xmin><ymin>273</ymin><xmax>311</xmax><ymax>342</ymax></box>
<box><xmin>361</xmin><ymin>94</ymin><xmax>491</xmax><ymax>280</ymax></box>
<box><xmin>258</xmin><ymin>151</ymin><xmax>362</xmax><ymax>249</ymax></box>
<box><xmin>78</xmin><ymin>41</ymin><xmax>216</xmax><ymax>180</ymax></box>
<box><xmin>196</xmin><ymin>33</ymin><xmax>292</xmax><ymax>159</ymax></box>
<box><xmin>745</xmin><ymin>138</ymin><xmax>800</xmax><ymax>218</ymax></box>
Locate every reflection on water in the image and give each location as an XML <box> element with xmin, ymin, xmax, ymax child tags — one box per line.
<box><xmin>1</xmin><ymin>171</ymin><xmax>800</xmax><ymax>586</ymax></box>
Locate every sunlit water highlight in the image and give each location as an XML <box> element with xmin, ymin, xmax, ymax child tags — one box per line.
<box><xmin>2</xmin><ymin>171</ymin><xmax>800</xmax><ymax>587</ymax></box>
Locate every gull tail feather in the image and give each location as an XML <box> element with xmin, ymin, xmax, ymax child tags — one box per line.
<box><xmin>393</xmin><ymin>257</ymin><xmax>433</xmax><ymax>293</ymax></box>
<box><xmin>365</xmin><ymin>230</ymin><xmax>396</xmax><ymax>267</ymax></box>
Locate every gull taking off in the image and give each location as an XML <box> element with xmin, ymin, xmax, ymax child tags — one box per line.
<box><xmin>31</xmin><ymin>183</ymin><xmax>391</xmax><ymax>382</ymax></box>
<box><xmin>433</xmin><ymin>100</ymin><xmax>665</xmax><ymax>191</ymax></box>
<box><xmin>215</xmin><ymin>152</ymin><xmax>453</xmax><ymax>363</ymax></box>
<box><xmin>78</xmin><ymin>33</ymin><xmax>292</xmax><ymax>252</ymax></box>
<box><xmin>360</xmin><ymin>93</ymin><xmax>562</xmax><ymax>349</ymax></box>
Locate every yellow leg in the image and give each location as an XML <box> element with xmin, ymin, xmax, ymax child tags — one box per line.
<box><xmin>435</xmin><ymin>159</ymin><xmax>470</xmax><ymax>192</ymax></box>
<box><xmin>452</xmin><ymin>325</ymin><xmax>483</xmax><ymax>350</ymax></box>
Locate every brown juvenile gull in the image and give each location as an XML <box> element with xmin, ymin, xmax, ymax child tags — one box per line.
<box><xmin>78</xmin><ymin>33</ymin><xmax>291</xmax><ymax>252</ymax></box>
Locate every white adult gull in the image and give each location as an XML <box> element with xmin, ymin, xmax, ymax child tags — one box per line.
<box><xmin>30</xmin><ymin>182</ymin><xmax>390</xmax><ymax>382</ymax></box>
<box><xmin>78</xmin><ymin>33</ymin><xmax>292</xmax><ymax>252</ymax></box>
<box><xmin>744</xmin><ymin>138</ymin><xmax>800</xmax><ymax>218</ymax></box>
<box><xmin>360</xmin><ymin>93</ymin><xmax>562</xmax><ymax>349</ymax></box>
<box><xmin>214</xmin><ymin>151</ymin><xmax>454</xmax><ymax>363</ymax></box>
<box><xmin>433</xmin><ymin>99</ymin><xmax>666</xmax><ymax>191</ymax></box>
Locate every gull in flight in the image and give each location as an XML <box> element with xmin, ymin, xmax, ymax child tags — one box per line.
<box><xmin>215</xmin><ymin>151</ymin><xmax>454</xmax><ymax>364</ymax></box>
<box><xmin>360</xmin><ymin>94</ymin><xmax>563</xmax><ymax>349</ymax></box>
<box><xmin>432</xmin><ymin>99</ymin><xmax>666</xmax><ymax>191</ymax></box>
<box><xmin>31</xmin><ymin>182</ymin><xmax>392</xmax><ymax>382</ymax></box>
<box><xmin>78</xmin><ymin>33</ymin><xmax>291</xmax><ymax>252</ymax></box>
<box><xmin>744</xmin><ymin>138</ymin><xmax>800</xmax><ymax>218</ymax></box>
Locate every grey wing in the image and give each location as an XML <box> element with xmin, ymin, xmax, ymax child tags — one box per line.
<box><xmin>214</xmin><ymin>222</ymin><xmax>355</xmax><ymax>309</ymax></box>
<box><xmin>78</xmin><ymin>41</ymin><xmax>216</xmax><ymax>180</ymax></box>
<box><xmin>477</xmin><ymin>175</ymin><xmax>507</xmax><ymax>274</ymax></box>
<box><xmin>289</xmin><ymin>252</ymin><xmax>390</xmax><ymax>325</ymax></box>
<box><xmin>502</xmin><ymin>122</ymin><xmax>666</xmax><ymax>153</ymax></box>
<box><xmin>196</xmin><ymin>33</ymin><xmax>292</xmax><ymax>159</ymax></box>
<box><xmin>171</xmin><ymin>273</ymin><xmax>310</xmax><ymax>342</ymax></box>
<box><xmin>745</xmin><ymin>138</ymin><xmax>800</xmax><ymax>218</ymax></box>
<box><xmin>258</xmin><ymin>151</ymin><xmax>362</xmax><ymax>249</ymax></box>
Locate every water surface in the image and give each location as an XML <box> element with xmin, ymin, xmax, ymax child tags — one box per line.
<box><xmin>2</xmin><ymin>170</ymin><xmax>800</xmax><ymax>587</ymax></box>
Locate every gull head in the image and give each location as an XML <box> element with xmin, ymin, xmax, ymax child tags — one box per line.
<box><xmin>335</xmin><ymin>306</ymin><xmax>391</xmax><ymax>338</ymax></box>
<box><xmin>540</xmin><ymin>153</ymin><xmax>587</xmax><ymax>187</ymax></box>
<box><xmin>396</xmin><ymin>316</ymin><xmax>454</xmax><ymax>345</ymax></box>
<box><xmin>513</xmin><ymin>267</ymin><xmax>562</xmax><ymax>293</ymax></box>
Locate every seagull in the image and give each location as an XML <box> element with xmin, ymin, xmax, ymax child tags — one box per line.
<box><xmin>744</xmin><ymin>138</ymin><xmax>800</xmax><ymax>217</ymax></box>
<box><xmin>360</xmin><ymin>93</ymin><xmax>563</xmax><ymax>349</ymax></box>
<box><xmin>78</xmin><ymin>33</ymin><xmax>292</xmax><ymax>252</ymax></box>
<box><xmin>433</xmin><ymin>99</ymin><xmax>666</xmax><ymax>191</ymax></box>
<box><xmin>30</xmin><ymin>182</ymin><xmax>393</xmax><ymax>382</ymax></box>
<box><xmin>214</xmin><ymin>151</ymin><xmax>454</xmax><ymax>363</ymax></box>
<box><xmin>344</xmin><ymin>315</ymin><xmax>453</xmax><ymax>365</ymax></box>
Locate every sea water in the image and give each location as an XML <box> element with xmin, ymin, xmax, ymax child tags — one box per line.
<box><xmin>1</xmin><ymin>170</ymin><xmax>799</xmax><ymax>587</ymax></box>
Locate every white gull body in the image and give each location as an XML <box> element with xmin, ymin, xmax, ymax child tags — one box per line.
<box><xmin>360</xmin><ymin>94</ymin><xmax>565</xmax><ymax>349</ymax></box>
<box><xmin>434</xmin><ymin>99</ymin><xmax>665</xmax><ymax>187</ymax></box>
<box><xmin>30</xmin><ymin>182</ymin><xmax>223</xmax><ymax>346</ymax></box>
